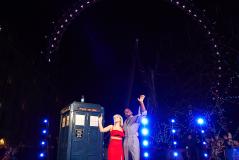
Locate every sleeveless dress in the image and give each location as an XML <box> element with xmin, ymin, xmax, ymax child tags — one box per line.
<box><xmin>108</xmin><ymin>130</ymin><xmax>125</xmax><ymax>160</ymax></box>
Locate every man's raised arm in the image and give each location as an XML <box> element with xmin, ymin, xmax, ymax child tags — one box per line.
<box><xmin>137</xmin><ymin>95</ymin><xmax>147</xmax><ymax>115</ymax></box>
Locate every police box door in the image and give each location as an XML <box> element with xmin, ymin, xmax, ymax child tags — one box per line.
<box><xmin>70</xmin><ymin>110</ymin><xmax>103</xmax><ymax>160</ymax></box>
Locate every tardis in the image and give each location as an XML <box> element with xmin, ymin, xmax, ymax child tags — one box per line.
<box><xmin>57</xmin><ymin>101</ymin><xmax>104</xmax><ymax>160</ymax></box>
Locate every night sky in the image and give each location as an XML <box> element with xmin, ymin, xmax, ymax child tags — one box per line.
<box><xmin>0</xmin><ymin>0</ymin><xmax>239</xmax><ymax>158</ymax></box>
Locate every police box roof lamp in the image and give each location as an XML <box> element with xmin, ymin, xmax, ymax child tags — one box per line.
<box><xmin>81</xmin><ymin>95</ymin><xmax>85</xmax><ymax>103</ymax></box>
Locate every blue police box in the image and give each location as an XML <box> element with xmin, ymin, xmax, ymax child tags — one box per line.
<box><xmin>57</xmin><ymin>101</ymin><xmax>104</xmax><ymax>160</ymax></box>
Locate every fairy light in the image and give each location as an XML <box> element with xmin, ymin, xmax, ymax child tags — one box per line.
<box><xmin>43</xmin><ymin>0</ymin><xmax>225</xmax><ymax>101</ymax></box>
<box><xmin>43</xmin><ymin>0</ymin><xmax>226</xmax><ymax>111</ymax></box>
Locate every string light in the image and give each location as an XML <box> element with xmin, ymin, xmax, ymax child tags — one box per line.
<box><xmin>42</xmin><ymin>0</ymin><xmax>226</xmax><ymax>108</ymax></box>
<box><xmin>44</xmin><ymin>0</ymin><xmax>224</xmax><ymax>76</ymax></box>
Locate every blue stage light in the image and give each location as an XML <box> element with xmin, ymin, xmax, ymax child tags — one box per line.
<box><xmin>171</xmin><ymin>119</ymin><xmax>175</xmax><ymax>123</ymax></box>
<box><xmin>204</xmin><ymin>153</ymin><xmax>208</xmax><ymax>158</ymax></box>
<box><xmin>203</xmin><ymin>141</ymin><xmax>207</xmax><ymax>145</ymax></box>
<box><xmin>144</xmin><ymin>152</ymin><xmax>149</xmax><ymax>158</ymax></box>
<box><xmin>39</xmin><ymin>152</ymin><xmax>45</xmax><ymax>158</ymax></box>
<box><xmin>201</xmin><ymin>130</ymin><xmax>205</xmax><ymax>134</ymax></box>
<box><xmin>141</xmin><ymin>128</ymin><xmax>149</xmax><ymax>136</ymax></box>
<box><xmin>43</xmin><ymin>119</ymin><xmax>48</xmax><ymax>123</ymax></box>
<box><xmin>141</xmin><ymin>117</ymin><xmax>149</xmax><ymax>125</ymax></box>
<box><xmin>42</xmin><ymin>129</ymin><xmax>47</xmax><ymax>134</ymax></box>
<box><xmin>171</xmin><ymin>129</ymin><xmax>176</xmax><ymax>134</ymax></box>
<box><xmin>196</xmin><ymin>117</ymin><xmax>205</xmax><ymax>125</ymax></box>
<box><xmin>41</xmin><ymin>141</ymin><xmax>46</xmax><ymax>146</ymax></box>
<box><xmin>173</xmin><ymin>151</ymin><xmax>178</xmax><ymax>157</ymax></box>
<box><xmin>173</xmin><ymin>141</ymin><xmax>177</xmax><ymax>145</ymax></box>
<box><xmin>142</xmin><ymin>140</ymin><xmax>149</xmax><ymax>147</ymax></box>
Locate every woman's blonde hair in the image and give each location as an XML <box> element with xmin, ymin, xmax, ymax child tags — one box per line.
<box><xmin>113</xmin><ymin>114</ymin><xmax>124</xmax><ymax>127</ymax></box>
